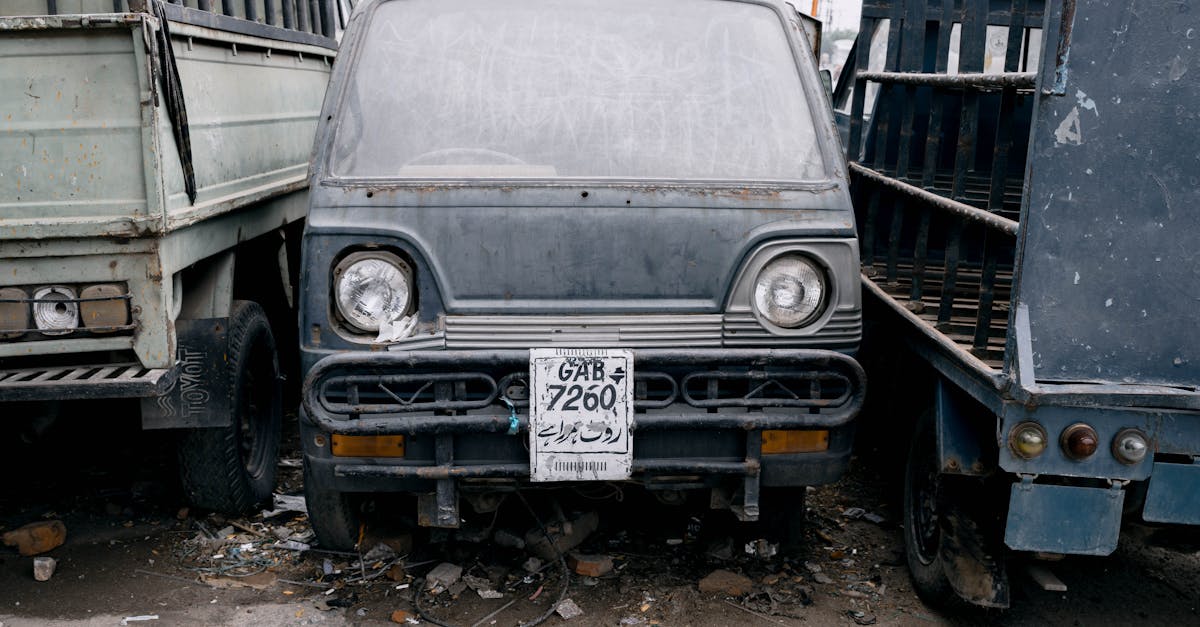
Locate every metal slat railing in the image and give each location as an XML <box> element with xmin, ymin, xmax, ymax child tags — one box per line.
<box><xmin>851</xmin><ymin>0</ymin><xmax>1042</xmax><ymax>366</ymax></box>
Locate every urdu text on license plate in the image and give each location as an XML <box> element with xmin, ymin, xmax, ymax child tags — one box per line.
<box><xmin>528</xmin><ymin>348</ymin><xmax>633</xmax><ymax>482</ymax></box>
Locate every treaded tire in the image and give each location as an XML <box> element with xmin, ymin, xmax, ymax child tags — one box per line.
<box><xmin>903</xmin><ymin>410</ymin><xmax>985</xmax><ymax>612</ymax></box>
<box><xmin>303</xmin><ymin>460</ymin><xmax>362</xmax><ymax>551</ymax></box>
<box><xmin>178</xmin><ymin>300</ymin><xmax>282</xmax><ymax>514</ymax></box>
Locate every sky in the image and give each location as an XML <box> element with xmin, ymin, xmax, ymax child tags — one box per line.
<box><xmin>819</xmin><ymin>0</ymin><xmax>863</xmax><ymax>32</ymax></box>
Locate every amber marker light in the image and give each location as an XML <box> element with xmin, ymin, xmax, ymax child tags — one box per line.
<box><xmin>1061</xmin><ymin>423</ymin><xmax>1099</xmax><ymax>460</ymax></box>
<box><xmin>1009</xmin><ymin>422</ymin><xmax>1048</xmax><ymax>459</ymax></box>
<box><xmin>761</xmin><ymin>430</ymin><xmax>829</xmax><ymax>454</ymax></box>
<box><xmin>331</xmin><ymin>434</ymin><xmax>406</xmax><ymax>457</ymax></box>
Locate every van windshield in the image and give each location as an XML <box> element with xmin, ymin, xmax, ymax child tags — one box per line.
<box><xmin>331</xmin><ymin>0</ymin><xmax>825</xmax><ymax>182</ymax></box>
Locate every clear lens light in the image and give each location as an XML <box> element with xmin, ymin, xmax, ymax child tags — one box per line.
<box><xmin>335</xmin><ymin>256</ymin><xmax>411</xmax><ymax>333</ymax></box>
<box><xmin>753</xmin><ymin>256</ymin><xmax>826</xmax><ymax>328</ymax></box>
<box><xmin>32</xmin><ymin>286</ymin><xmax>79</xmax><ymax>335</ymax></box>
<box><xmin>1113</xmin><ymin>429</ymin><xmax>1149</xmax><ymax>464</ymax></box>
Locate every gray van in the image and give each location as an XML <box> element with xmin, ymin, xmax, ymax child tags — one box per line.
<box><xmin>298</xmin><ymin>0</ymin><xmax>866</xmax><ymax>549</ymax></box>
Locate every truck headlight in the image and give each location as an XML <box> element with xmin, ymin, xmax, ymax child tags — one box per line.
<box><xmin>333</xmin><ymin>252</ymin><xmax>413</xmax><ymax>333</ymax></box>
<box><xmin>32</xmin><ymin>286</ymin><xmax>79</xmax><ymax>335</ymax></box>
<box><xmin>752</xmin><ymin>255</ymin><xmax>827</xmax><ymax>328</ymax></box>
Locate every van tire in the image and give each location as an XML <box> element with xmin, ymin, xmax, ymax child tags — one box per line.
<box><xmin>178</xmin><ymin>300</ymin><xmax>282</xmax><ymax>514</ymax></box>
<box><xmin>304</xmin><ymin>462</ymin><xmax>363</xmax><ymax>551</ymax></box>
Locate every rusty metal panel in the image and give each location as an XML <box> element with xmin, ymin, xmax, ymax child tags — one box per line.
<box><xmin>1014</xmin><ymin>0</ymin><xmax>1200</xmax><ymax>387</ymax></box>
<box><xmin>0</xmin><ymin>20</ymin><xmax>150</xmax><ymax>235</ymax></box>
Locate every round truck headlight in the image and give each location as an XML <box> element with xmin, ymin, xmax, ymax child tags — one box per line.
<box><xmin>1112</xmin><ymin>428</ymin><xmax>1149</xmax><ymax>465</ymax></box>
<box><xmin>32</xmin><ymin>286</ymin><xmax>79</xmax><ymax>335</ymax></box>
<box><xmin>333</xmin><ymin>252</ymin><xmax>413</xmax><ymax>333</ymax></box>
<box><xmin>753</xmin><ymin>255</ymin><xmax>827</xmax><ymax>328</ymax></box>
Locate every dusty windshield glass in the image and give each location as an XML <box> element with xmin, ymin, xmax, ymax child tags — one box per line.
<box><xmin>331</xmin><ymin>0</ymin><xmax>825</xmax><ymax>181</ymax></box>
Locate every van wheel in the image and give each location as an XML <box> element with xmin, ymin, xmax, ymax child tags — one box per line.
<box><xmin>178</xmin><ymin>301</ymin><xmax>281</xmax><ymax>514</ymax></box>
<box><xmin>304</xmin><ymin>461</ymin><xmax>363</xmax><ymax>551</ymax></box>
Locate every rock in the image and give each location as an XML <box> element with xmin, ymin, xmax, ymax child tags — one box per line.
<box><xmin>390</xmin><ymin>610</ymin><xmax>412</xmax><ymax>624</ymax></box>
<box><xmin>698</xmin><ymin>569</ymin><xmax>754</xmax><ymax>596</ymax></box>
<box><xmin>566</xmin><ymin>553</ymin><xmax>613</xmax><ymax>577</ymax></box>
<box><xmin>386</xmin><ymin>564</ymin><xmax>407</xmax><ymax>582</ymax></box>
<box><xmin>425</xmin><ymin>562</ymin><xmax>463</xmax><ymax>592</ymax></box>
<box><xmin>556</xmin><ymin>598</ymin><xmax>584</xmax><ymax>620</ymax></box>
<box><xmin>2</xmin><ymin>520</ymin><xmax>67</xmax><ymax>556</ymax></box>
<box><xmin>525</xmin><ymin>511</ymin><xmax>599</xmax><ymax>560</ymax></box>
<box><xmin>33</xmin><ymin>556</ymin><xmax>56</xmax><ymax>581</ymax></box>
<box><xmin>813</xmin><ymin>572</ymin><xmax>833</xmax><ymax>585</ymax></box>
<box><xmin>522</xmin><ymin>557</ymin><xmax>543</xmax><ymax>573</ymax></box>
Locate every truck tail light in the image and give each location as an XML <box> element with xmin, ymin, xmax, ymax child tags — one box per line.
<box><xmin>331</xmin><ymin>434</ymin><xmax>406</xmax><ymax>457</ymax></box>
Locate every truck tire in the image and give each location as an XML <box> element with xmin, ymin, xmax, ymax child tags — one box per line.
<box><xmin>904</xmin><ymin>410</ymin><xmax>1009</xmax><ymax>611</ymax></box>
<box><xmin>904</xmin><ymin>410</ymin><xmax>960</xmax><ymax>607</ymax></box>
<box><xmin>304</xmin><ymin>461</ymin><xmax>363</xmax><ymax>551</ymax></box>
<box><xmin>178</xmin><ymin>300</ymin><xmax>282</xmax><ymax>514</ymax></box>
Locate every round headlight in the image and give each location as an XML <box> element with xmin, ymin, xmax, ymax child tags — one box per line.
<box><xmin>752</xmin><ymin>255</ymin><xmax>827</xmax><ymax>328</ymax></box>
<box><xmin>333</xmin><ymin>252</ymin><xmax>413</xmax><ymax>333</ymax></box>
<box><xmin>32</xmin><ymin>286</ymin><xmax>79</xmax><ymax>335</ymax></box>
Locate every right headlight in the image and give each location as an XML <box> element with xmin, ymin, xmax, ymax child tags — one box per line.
<box><xmin>333</xmin><ymin>251</ymin><xmax>414</xmax><ymax>334</ymax></box>
<box><xmin>752</xmin><ymin>255</ymin><xmax>828</xmax><ymax>328</ymax></box>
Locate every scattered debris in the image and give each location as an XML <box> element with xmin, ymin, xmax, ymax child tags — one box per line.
<box><xmin>1027</xmin><ymin>563</ymin><xmax>1068</xmax><ymax>592</ymax></box>
<box><xmin>390</xmin><ymin>610</ymin><xmax>412</xmax><ymax>624</ymax></box>
<box><xmin>743</xmin><ymin>539</ymin><xmax>777</xmax><ymax>559</ymax></box>
<box><xmin>202</xmin><ymin>571</ymin><xmax>277</xmax><ymax>590</ymax></box>
<box><xmin>120</xmin><ymin>616</ymin><xmax>159</xmax><ymax>625</ymax></box>
<box><xmin>260</xmin><ymin>493</ymin><xmax>307</xmax><ymax>519</ymax></box>
<box><xmin>525</xmin><ymin>510</ymin><xmax>599</xmax><ymax>560</ymax></box>
<box><xmin>2</xmin><ymin>520</ymin><xmax>67</xmax><ymax>556</ymax></box>
<box><xmin>425</xmin><ymin>562</ymin><xmax>463</xmax><ymax>593</ymax></box>
<box><xmin>567</xmin><ymin>553</ymin><xmax>614</xmax><ymax>577</ymax></box>
<box><xmin>847</xmin><ymin>610</ymin><xmax>878</xmax><ymax>625</ymax></box>
<box><xmin>698</xmin><ymin>569</ymin><xmax>754</xmax><ymax>596</ymax></box>
<box><xmin>556</xmin><ymin>598</ymin><xmax>584</xmax><ymax>620</ymax></box>
<box><xmin>463</xmin><ymin>574</ymin><xmax>503</xmax><ymax>599</ymax></box>
<box><xmin>33</xmin><ymin>556</ymin><xmax>56</xmax><ymax>582</ymax></box>
<box><xmin>522</xmin><ymin>556</ymin><xmax>543</xmax><ymax>573</ymax></box>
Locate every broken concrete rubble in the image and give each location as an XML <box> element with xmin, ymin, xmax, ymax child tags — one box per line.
<box><xmin>698</xmin><ymin>569</ymin><xmax>754</xmax><ymax>597</ymax></box>
<box><xmin>567</xmin><ymin>553</ymin><xmax>614</xmax><ymax>577</ymax></box>
<box><xmin>3</xmin><ymin>520</ymin><xmax>67</xmax><ymax>556</ymax></box>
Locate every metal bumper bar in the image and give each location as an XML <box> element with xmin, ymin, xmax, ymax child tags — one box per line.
<box><xmin>0</xmin><ymin>362</ymin><xmax>176</xmax><ymax>402</ymax></box>
<box><xmin>301</xmin><ymin>348</ymin><xmax>867</xmax><ymax>435</ymax></box>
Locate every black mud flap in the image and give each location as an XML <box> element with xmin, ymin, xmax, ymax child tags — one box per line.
<box><xmin>940</xmin><ymin>494</ymin><xmax>1011</xmax><ymax>608</ymax></box>
<box><xmin>141</xmin><ymin>317</ymin><xmax>232</xmax><ymax>429</ymax></box>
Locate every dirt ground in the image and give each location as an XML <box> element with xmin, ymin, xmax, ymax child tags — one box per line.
<box><xmin>2</xmin><ymin>403</ymin><xmax>1199</xmax><ymax>626</ymax></box>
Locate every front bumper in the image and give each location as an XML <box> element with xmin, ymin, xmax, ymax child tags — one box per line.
<box><xmin>0</xmin><ymin>362</ymin><xmax>175</xmax><ymax>401</ymax></box>
<box><xmin>301</xmin><ymin>348</ymin><xmax>866</xmax><ymax>523</ymax></box>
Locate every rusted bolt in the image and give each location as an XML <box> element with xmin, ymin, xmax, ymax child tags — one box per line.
<box><xmin>314</xmin><ymin>435</ymin><xmax>327</xmax><ymax>448</ymax></box>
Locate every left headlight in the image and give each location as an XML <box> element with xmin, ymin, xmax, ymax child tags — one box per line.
<box><xmin>752</xmin><ymin>255</ymin><xmax>827</xmax><ymax>328</ymax></box>
<box><xmin>333</xmin><ymin>251</ymin><xmax>414</xmax><ymax>334</ymax></box>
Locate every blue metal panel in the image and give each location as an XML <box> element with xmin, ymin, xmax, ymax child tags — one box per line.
<box><xmin>1005</xmin><ymin>482</ymin><xmax>1123</xmax><ymax>555</ymax></box>
<box><xmin>936</xmin><ymin>377</ymin><xmax>992</xmax><ymax>475</ymax></box>
<box><xmin>1143</xmin><ymin>462</ymin><xmax>1200</xmax><ymax>525</ymax></box>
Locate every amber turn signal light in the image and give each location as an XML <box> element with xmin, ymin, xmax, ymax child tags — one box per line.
<box><xmin>331</xmin><ymin>434</ymin><xmax>406</xmax><ymax>457</ymax></box>
<box><xmin>761</xmin><ymin>430</ymin><xmax>829</xmax><ymax>454</ymax></box>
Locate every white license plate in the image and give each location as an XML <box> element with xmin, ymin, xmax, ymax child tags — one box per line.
<box><xmin>528</xmin><ymin>348</ymin><xmax>633</xmax><ymax>482</ymax></box>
